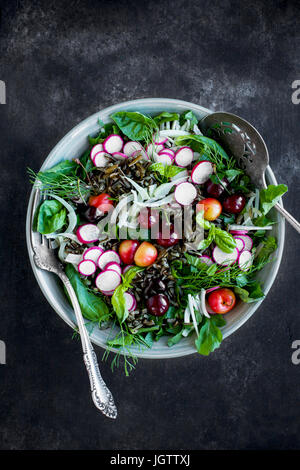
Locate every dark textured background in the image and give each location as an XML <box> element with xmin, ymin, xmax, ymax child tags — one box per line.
<box><xmin>0</xmin><ymin>0</ymin><xmax>299</xmax><ymax>450</ymax></box>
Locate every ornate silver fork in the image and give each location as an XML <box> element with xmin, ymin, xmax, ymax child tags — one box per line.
<box><xmin>30</xmin><ymin>189</ymin><xmax>117</xmax><ymax>419</ymax></box>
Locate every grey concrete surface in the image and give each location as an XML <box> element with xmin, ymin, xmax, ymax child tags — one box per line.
<box><xmin>0</xmin><ymin>0</ymin><xmax>299</xmax><ymax>450</ymax></box>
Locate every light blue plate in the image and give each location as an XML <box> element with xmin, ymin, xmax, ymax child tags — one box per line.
<box><xmin>26</xmin><ymin>98</ymin><xmax>285</xmax><ymax>358</ymax></box>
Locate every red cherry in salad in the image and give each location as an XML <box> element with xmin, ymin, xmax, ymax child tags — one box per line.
<box><xmin>208</xmin><ymin>288</ymin><xmax>236</xmax><ymax>314</ymax></box>
<box><xmin>157</xmin><ymin>224</ymin><xmax>180</xmax><ymax>247</ymax></box>
<box><xmin>205</xmin><ymin>178</ymin><xmax>229</xmax><ymax>198</ymax></box>
<box><xmin>119</xmin><ymin>240</ymin><xmax>140</xmax><ymax>264</ymax></box>
<box><xmin>147</xmin><ymin>294</ymin><xmax>169</xmax><ymax>316</ymax></box>
<box><xmin>138</xmin><ymin>208</ymin><xmax>160</xmax><ymax>229</ymax></box>
<box><xmin>222</xmin><ymin>194</ymin><xmax>246</xmax><ymax>214</ymax></box>
<box><xmin>89</xmin><ymin>193</ymin><xmax>114</xmax><ymax>213</ymax></box>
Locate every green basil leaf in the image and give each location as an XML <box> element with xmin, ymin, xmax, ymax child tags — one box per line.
<box><xmin>179</xmin><ymin>110</ymin><xmax>198</xmax><ymax>127</ymax></box>
<box><xmin>111</xmin><ymin>111</ymin><xmax>157</xmax><ymax>141</ymax></box>
<box><xmin>259</xmin><ymin>184</ymin><xmax>288</xmax><ymax>215</ymax></box>
<box><xmin>37</xmin><ymin>200</ymin><xmax>67</xmax><ymax>234</ymax></box>
<box><xmin>196</xmin><ymin>211</ymin><xmax>211</xmax><ymax>230</ymax></box>
<box><xmin>195</xmin><ymin>316</ymin><xmax>226</xmax><ymax>356</ymax></box>
<box><xmin>214</xmin><ymin>228</ymin><xmax>237</xmax><ymax>253</ymax></box>
<box><xmin>65</xmin><ymin>264</ymin><xmax>109</xmax><ymax>321</ymax></box>
<box><xmin>111</xmin><ymin>267</ymin><xmax>143</xmax><ymax>323</ymax></box>
<box><xmin>184</xmin><ymin>253</ymin><xmax>208</xmax><ymax>270</ymax></box>
<box><xmin>40</xmin><ymin>160</ymin><xmax>78</xmax><ymax>176</ymax></box>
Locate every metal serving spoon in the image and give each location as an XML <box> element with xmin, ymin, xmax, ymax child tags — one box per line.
<box><xmin>199</xmin><ymin>112</ymin><xmax>300</xmax><ymax>234</ymax></box>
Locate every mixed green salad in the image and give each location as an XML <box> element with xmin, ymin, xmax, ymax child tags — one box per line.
<box><xmin>29</xmin><ymin>109</ymin><xmax>287</xmax><ymax>374</ymax></box>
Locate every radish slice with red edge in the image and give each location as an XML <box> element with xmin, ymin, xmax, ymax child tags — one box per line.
<box><xmin>174</xmin><ymin>147</ymin><xmax>194</xmax><ymax>167</ymax></box>
<box><xmin>159</xmin><ymin>148</ymin><xmax>175</xmax><ymax>159</ymax></box>
<box><xmin>230</xmin><ymin>230</ymin><xmax>249</xmax><ymax>235</ymax></box>
<box><xmin>101</xmin><ymin>289</ymin><xmax>115</xmax><ymax>296</ymax></box>
<box><xmin>123</xmin><ymin>141</ymin><xmax>143</xmax><ymax>157</ymax></box>
<box><xmin>76</xmin><ymin>224</ymin><xmax>100</xmax><ymax>244</ymax></box>
<box><xmin>83</xmin><ymin>246</ymin><xmax>104</xmax><ymax>263</ymax></box>
<box><xmin>95</xmin><ymin>270</ymin><xmax>121</xmax><ymax>292</ymax></box>
<box><xmin>93</xmin><ymin>151</ymin><xmax>109</xmax><ymax>168</ymax></box>
<box><xmin>174</xmin><ymin>182</ymin><xmax>197</xmax><ymax>206</ymax></box>
<box><xmin>206</xmin><ymin>286</ymin><xmax>221</xmax><ymax>294</ymax></box>
<box><xmin>236</xmin><ymin>235</ymin><xmax>253</xmax><ymax>251</ymax></box>
<box><xmin>198</xmin><ymin>255</ymin><xmax>213</xmax><ymax>266</ymax></box>
<box><xmin>111</xmin><ymin>152</ymin><xmax>128</xmax><ymax>160</ymax></box>
<box><xmin>124</xmin><ymin>292</ymin><xmax>136</xmax><ymax>312</ymax></box>
<box><xmin>98</xmin><ymin>250</ymin><xmax>121</xmax><ymax>270</ymax></box>
<box><xmin>122</xmin><ymin>265</ymin><xmax>134</xmax><ymax>275</ymax></box>
<box><xmin>191</xmin><ymin>160</ymin><xmax>213</xmax><ymax>184</ymax></box>
<box><xmin>103</xmin><ymin>134</ymin><xmax>123</xmax><ymax>154</ymax></box>
<box><xmin>233</xmin><ymin>236</ymin><xmax>245</xmax><ymax>252</ymax></box>
<box><xmin>212</xmin><ymin>246</ymin><xmax>239</xmax><ymax>266</ymax></box>
<box><xmin>78</xmin><ymin>259</ymin><xmax>97</xmax><ymax>276</ymax></box>
<box><xmin>238</xmin><ymin>250</ymin><xmax>253</xmax><ymax>271</ymax></box>
<box><xmin>155</xmin><ymin>152</ymin><xmax>173</xmax><ymax>166</ymax></box>
<box><xmin>105</xmin><ymin>262</ymin><xmax>122</xmax><ymax>276</ymax></box>
<box><xmin>90</xmin><ymin>144</ymin><xmax>103</xmax><ymax>160</ymax></box>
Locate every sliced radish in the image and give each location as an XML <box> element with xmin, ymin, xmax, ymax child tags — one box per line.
<box><xmin>93</xmin><ymin>151</ymin><xmax>109</xmax><ymax>168</ymax></box>
<box><xmin>155</xmin><ymin>152</ymin><xmax>173</xmax><ymax>166</ymax></box>
<box><xmin>159</xmin><ymin>148</ymin><xmax>175</xmax><ymax>159</ymax></box>
<box><xmin>83</xmin><ymin>246</ymin><xmax>104</xmax><ymax>263</ymax></box>
<box><xmin>101</xmin><ymin>289</ymin><xmax>115</xmax><ymax>296</ymax></box>
<box><xmin>124</xmin><ymin>292</ymin><xmax>137</xmax><ymax>312</ymax></box>
<box><xmin>191</xmin><ymin>161</ymin><xmax>213</xmax><ymax>184</ymax></box>
<box><xmin>90</xmin><ymin>144</ymin><xmax>103</xmax><ymax>160</ymax></box>
<box><xmin>206</xmin><ymin>286</ymin><xmax>221</xmax><ymax>294</ymax></box>
<box><xmin>111</xmin><ymin>152</ymin><xmax>128</xmax><ymax>160</ymax></box>
<box><xmin>78</xmin><ymin>259</ymin><xmax>97</xmax><ymax>276</ymax></box>
<box><xmin>103</xmin><ymin>134</ymin><xmax>123</xmax><ymax>154</ymax></box>
<box><xmin>174</xmin><ymin>182</ymin><xmax>197</xmax><ymax>206</ymax></box>
<box><xmin>153</xmin><ymin>132</ymin><xmax>168</xmax><ymax>145</ymax></box>
<box><xmin>122</xmin><ymin>265</ymin><xmax>134</xmax><ymax>275</ymax></box>
<box><xmin>76</xmin><ymin>224</ymin><xmax>100</xmax><ymax>244</ymax></box>
<box><xmin>212</xmin><ymin>246</ymin><xmax>239</xmax><ymax>266</ymax></box>
<box><xmin>98</xmin><ymin>250</ymin><xmax>121</xmax><ymax>270</ymax></box>
<box><xmin>233</xmin><ymin>236</ymin><xmax>245</xmax><ymax>252</ymax></box>
<box><xmin>174</xmin><ymin>147</ymin><xmax>194</xmax><ymax>167</ymax></box>
<box><xmin>123</xmin><ymin>141</ymin><xmax>143</xmax><ymax>157</ymax></box>
<box><xmin>105</xmin><ymin>262</ymin><xmax>122</xmax><ymax>276</ymax></box>
<box><xmin>238</xmin><ymin>250</ymin><xmax>253</xmax><ymax>271</ymax></box>
<box><xmin>95</xmin><ymin>270</ymin><xmax>121</xmax><ymax>292</ymax></box>
<box><xmin>236</xmin><ymin>235</ymin><xmax>253</xmax><ymax>251</ymax></box>
<box><xmin>198</xmin><ymin>255</ymin><xmax>213</xmax><ymax>266</ymax></box>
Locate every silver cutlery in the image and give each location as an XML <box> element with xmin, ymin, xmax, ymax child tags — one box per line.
<box><xmin>30</xmin><ymin>189</ymin><xmax>117</xmax><ymax>419</ymax></box>
<box><xmin>199</xmin><ymin>112</ymin><xmax>300</xmax><ymax>234</ymax></box>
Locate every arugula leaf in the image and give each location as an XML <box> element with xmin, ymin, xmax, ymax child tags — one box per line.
<box><xmin>255</xmin><ymin>236</ymin><xmax>277</xmax><ymax>264</ymax></box>
<box><xmin>253</xmin><ymin>214</ymin><xmax>275</xmax><ymax>227</ymax></box>
<box><xmin>111</xmin><ymin>111</ymin><xmax>157</xmax><ymax>141</ymax></box>
<box><xmin>234</xmin><ymin>281</ymin><xmax>264</xmax><ymax>303</ymax></box>
<box><xmin>167</xmin><ymin>329</ymin><xmax>184</xmax><ymax>347</ymax></box>
<box><xmin>184</xmin><ymin>253</ymin><xmax>208</xmax><ymax>270</ymax></box>
<box><xmin>195</xmin><ymin>316</ymin><xmax>226</xmax><ymax>356</ymax></box>
<box><xmin>259</xmin><ymin>184</ymin><xmax>288</xmax><ymax>215</ymax></box>
<box><xmin>175</xmin><ymin>135</ymin><xmax>230</xmax><ymax>167</ymax></box>
<box><xmin>153</xmin><ymin>111</ymin><xmax>179</xmax><ymax>125</ymax></box>
<box><xmin>65</xmin><ymin>264</ymin><xmax>109</xmax><ymax>321</ymax></box>
<box><xmin>179</xmin><ymin>110</ymin><xmax>198</xmax><ymax>128</ymax></box>
<box><xmin>111</xmin><ymin>266</ymin><xmax>143</xmax><ymax>323</ymax></box>
<box><xmin>225</xmin><ymin>169</ymin><xmax>243</xmax><ymax>182</ymax></box>
<box><xmin>37</xmin><ymin>200</ymin><xmax>67</xmax><ymax>234</ymax></box>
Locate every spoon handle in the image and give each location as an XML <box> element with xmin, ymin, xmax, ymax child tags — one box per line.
<box><xmin>275</xmin><ymin>203</ymin><xmax>300</xmax><ymax>234</ymax></box>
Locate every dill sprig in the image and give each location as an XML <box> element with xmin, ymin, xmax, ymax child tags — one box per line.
<box><xmin>28</xmin><ymin>167</ymin><xmax>91</xmax><ymax>201</ymax></box>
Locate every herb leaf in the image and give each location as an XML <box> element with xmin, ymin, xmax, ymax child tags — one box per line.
<box><xmin>111</xmin><ymin>111</ymin><xmax>157</xmax><ymax>141</ymax></box>
<box><xmin>111</xmin><ymin>267</ymin><xmax>143</xmax><ymax>323</ymax></box>
<box><xmin>195</xmin><ymin>316</ymin><xmax>226</xmax><ymax>356</ymax></box>
<box><xmin>259</xmin><ymin>184</ymin><xmax>288</xmax><ymax>215</ymax></box>
<box><xmin>65</xmin><ymin>264</ymin><xmax>109</xmax><ymax>321</ymax></box>
<box><xmin>153</xmin><ymin>111</ymin><xmax>179</xmax><ymax>125</ymax></box>
<box><xmin>37</xmin><ymin>199</ymin><xmax>67</xmax><ymax>234</ymax></box>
